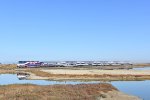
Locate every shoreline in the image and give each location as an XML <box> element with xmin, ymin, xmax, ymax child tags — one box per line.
<box><xmin>0</xmin><ymin>64</ymin><xmax>146</xmax><ymax>100</ymax></box>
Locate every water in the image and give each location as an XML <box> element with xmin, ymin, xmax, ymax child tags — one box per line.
<box><xmin>0</xmin><ymin>74</ymin><xmax>150</xmax><ymax>100</ymax></box>
<box><xmin>0</xmin><ymin>74</ymin><xmax>100</xmax><ymax>85</ymax></box>
<box><xmin>111</xmin><ymin>81</ymin><xmax>150</xmax><ymax>100</ymax></box>
<box><xmin>132</xmin><ymin>67</ymin><xmax>150</xmax><ymax>70</ymax></box>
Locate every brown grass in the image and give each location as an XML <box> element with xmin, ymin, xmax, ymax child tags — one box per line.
<box><xmin>0</xmin><ymin>83</ymin><xmax>117</xmax><ymax>100</ymax></box>
<box><xmin>0</xmin><ymin>64</ymin><xmax>16</xmax><ymax>74</ymax></box>
<box><xmin>25</xmin><ymin>69</ymin><xmax>150</xmax><ymax>81</ymax></box>
<box><xmin>134</xmin><ymin>63</ymin><xmax>150</xmax><ymax>67</ymax></box>
<box><xmin>25</xmin><ymin>69</ymin><xmax>52</xmax><ymax>77</ymax></box>
<box><xmin>0</xmin><ymin>64</ymin><xmax>17</xmax><ymax>70</ymax></box>
<box><xmin>0</xmin><ymin>70</ymin><xmax>15</xmax><ymax>74</ymax></box>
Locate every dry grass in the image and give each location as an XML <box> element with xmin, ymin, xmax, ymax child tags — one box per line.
<box><xmin>0</xmin><ymin>83</ymin><xmax>117</xmax><ymax>100</ymax></box>
<box><xmin>0</xmin><ymin>70</ymin><xmax>15</xmax><ymax>74</ymax></box>
<box><xmin>24</xmin><ymin>69</ymin><xmax>150</xmax><ymax>81</ymax></box>
<box><xmin>0</xmin><ymin>64</ymin><xmax>17</xmax><ymax>70</ymax></box>
<box><xmin>0</xmin><ymin>64</ymin><xmax>16</xmax><ymax>74</ymax></box>
<box><xmin>25</xmin><ymin>69</ymin><xmax>52</xmax><ymax>77</ymax></box>
<box><xmin>134</xmin><ymin>63</ymin><xmax>150</xmax><ymax>67</ymax></box>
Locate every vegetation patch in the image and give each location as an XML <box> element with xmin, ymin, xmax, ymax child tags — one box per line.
<box><xmin>0</xmin><ymin>64</ymin><xmax>16</xmax><ymax>74</ymax></box>
<box><xmin>0</xmin><ymin>83</ymin><xmax>117</xmax><ymax>100</ymax></box>
<box><xmin>24</xmin><ymin>69</ymin><xmax>150</xmax><ymax>81</ymax></box>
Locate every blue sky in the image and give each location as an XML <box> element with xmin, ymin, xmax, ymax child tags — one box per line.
<box><xmin>0</xmin><ymin>0</ymin><xmax>150</xmax><ymax>63</ymax></box>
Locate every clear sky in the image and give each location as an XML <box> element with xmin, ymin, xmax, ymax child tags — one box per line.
<box><xmin>0</xmin><ymin>0</ymin><xmax>150</xmax><ymax>63</ymax></box>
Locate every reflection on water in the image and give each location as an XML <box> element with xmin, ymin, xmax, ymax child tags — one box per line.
<box><xmin>0</xmin><ymin>74</ymin><xmax>100</xmax><ymax>85</ymax></box>
<box><xmin>0</xmin><ymin>74</ymin><xmax>150</xmax><ymax>100</ymax></box>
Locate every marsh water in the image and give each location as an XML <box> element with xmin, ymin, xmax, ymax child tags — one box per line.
<box><xmin>111</xmin><ymin>81</ymin><xmax>150</xmax><ymax>100</ymax></box>
<box><xmin>0</xmin><ymin>74</ymin><xmax>149</xmax><ymax>99</ymax></box>
<box><xmin>0</xmin><ymin>74</ymin><xmax>100</xmax><ymax>85</ymax></box>
<box><xmin>1</xmin><ymin>66</ymin><xmax>150</xmax><ymax>100</ymax></box>
<box><xmin>132</xmin><ymin>67</ymin><xmax>150</xmax><ymax>70</ymax></box>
